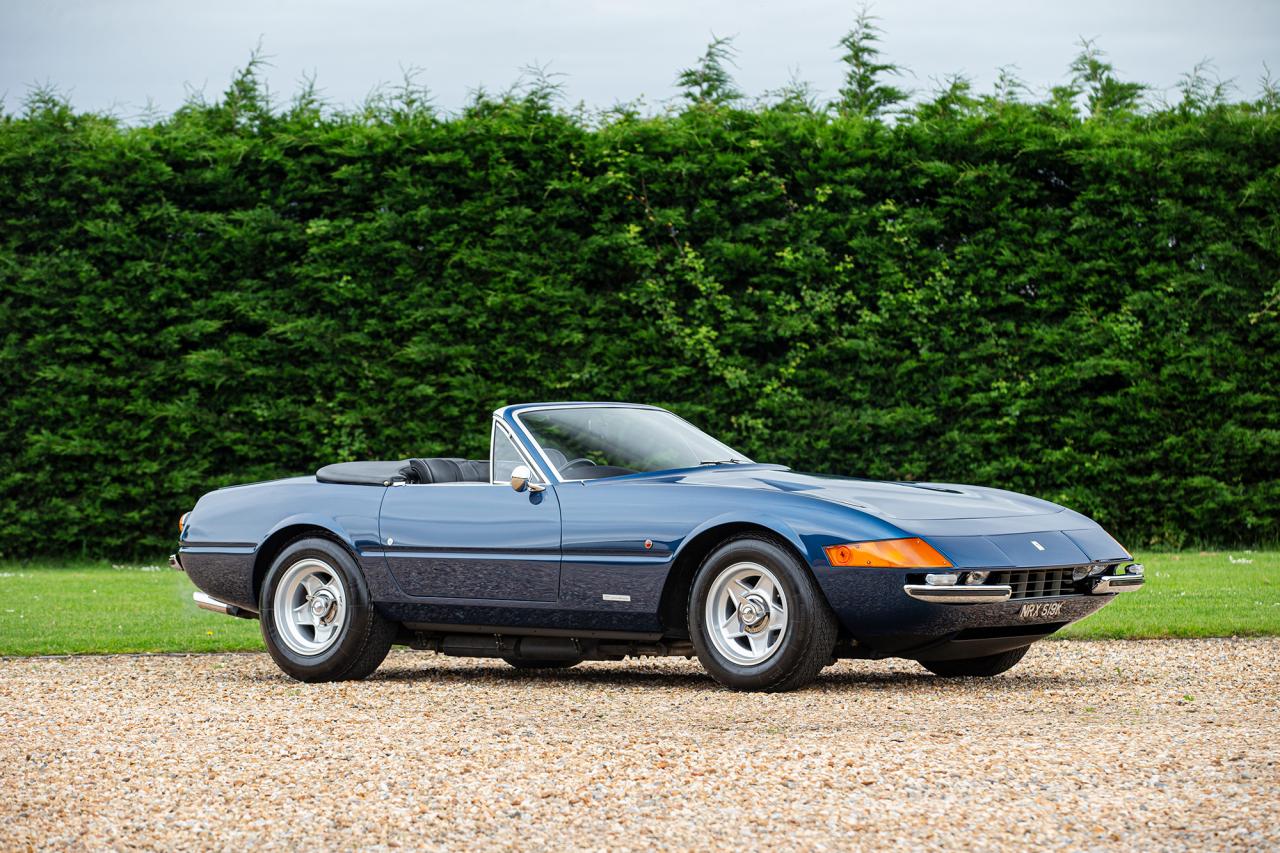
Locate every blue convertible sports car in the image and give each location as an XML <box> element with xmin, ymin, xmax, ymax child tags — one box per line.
<box><xmin>174</xmin><ymin>402</ymin><xmax>1144</xmax><ymax>691</ymax></box>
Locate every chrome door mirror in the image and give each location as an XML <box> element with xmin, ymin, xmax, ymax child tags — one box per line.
<box><xmin>510</xmin><ymin>465</ymin><xmax>544</xmax><ymax>493</ymax></box>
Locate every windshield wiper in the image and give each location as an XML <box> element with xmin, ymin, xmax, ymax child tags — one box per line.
<box><xmin>699</xmin><ymin>459</ymin><xmax>747</xmax><ymax>465</ymax></box>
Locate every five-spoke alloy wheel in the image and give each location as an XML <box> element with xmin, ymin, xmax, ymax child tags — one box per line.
<box><xmin>689</xmin><ymin>533</ymin><xmax>838</xmax><ymax>692</ymax></box>
<box><xmin>260</xmin><ymin>537</ymin><xmax>396</xmax><ymax>682</ymax></box>
<box><xmin>705</xmin><ymin>561</ymin><xmax>789</xmax><ymax>666</ymax></box>
<box><xmin>273</xmin><ymin>558</ymin><xmax>349</xmax><ymax>656</ymax></box>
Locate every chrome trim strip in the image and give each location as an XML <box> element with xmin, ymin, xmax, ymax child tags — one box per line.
<box><xmin>904</xmin><ymin>584</ymin><xmax>1013</xmax><ymax>604</ymax></box>
<box><xmin>400</xmin><ymin>482</ymin><xmax>509</xmax><ymax>488</ymax></box>
<box><xmin>380</xmin><ymin>547</ymin><xmax>561</xmax><ymax>559</ymax></box>
<box><xmin>179</xmin><ymin>541</ymin><xmax>256</xmax><ymax>550</ymax></box>
<box><xmin>1090</xmin><ymin>574</ymin><xmax>1145</xmax><ymax>594</ymax></box>
<box><xmin>180</xmin><ymin>545</ymin><xmax>256</xmax><ymax>555</ymax></box>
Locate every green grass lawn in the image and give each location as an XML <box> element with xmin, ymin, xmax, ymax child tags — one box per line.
<box><xmin>0</xmin><ymin>562</ymin><xmax>263</xmax><ymax>655</ymax></box>
<box><xmin>0</xmin><ymin>551</ymin><xmax>1276</xmax><ymax>655</ymax></box>
<box><xmin>1057</xmin><ymin>550</ymin><xmax>1280</xmax><ymax>639</ymax></box>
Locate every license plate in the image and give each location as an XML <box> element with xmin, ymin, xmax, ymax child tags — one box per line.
<box><xmin>1018</xmin><ymin>601</ymin><xmax>1063</xmax><ymax>620</ymax></box>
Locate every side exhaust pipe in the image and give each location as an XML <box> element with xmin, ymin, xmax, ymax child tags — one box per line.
<box><xmin>193</xmin><ymin>592</ymin><xmax>257</xmax><ymax>620</ymax></box>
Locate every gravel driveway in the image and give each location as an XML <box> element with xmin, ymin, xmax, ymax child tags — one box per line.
<box><xmin>2</xmin><ymin>639</ymin><xmax>1277</xmax><ymax>851</ymax></box>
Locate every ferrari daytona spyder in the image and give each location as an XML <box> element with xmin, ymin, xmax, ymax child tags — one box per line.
<box><xmin>173</xmin><ymin>402</ymin><xmax>1144</xmax><ymax>691</ymax></box>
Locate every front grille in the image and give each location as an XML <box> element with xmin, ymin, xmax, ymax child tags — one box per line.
<box><xmin>988</xmin><ymin>568</ymin><xmax>1081</xmax><ymax>599</ymax></box>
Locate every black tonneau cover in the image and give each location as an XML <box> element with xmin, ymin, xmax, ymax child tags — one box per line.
<box><xmin>315</xmin><ymin>457</ymin><xmax>491</xmax><ymax>485</ymax></box>
<box><xmin>315</xmin><ymin>459</ymin><xmax>410</xmax><ymax>486</ymax></box>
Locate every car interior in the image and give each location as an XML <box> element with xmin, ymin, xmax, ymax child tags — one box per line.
<box><xmin>316</xmin><ymin>414</ymin><xmax>652</xmax><ymax>487</ymax></box>
<box><xmin>539</xmin><ymin>446</ymin><xmax>636</xmax><ymax>480</ymax></box>
<box><xmin>316</xmin><ymin>452</ymin><xmax>635</xmax><ymax>486</ymax></box>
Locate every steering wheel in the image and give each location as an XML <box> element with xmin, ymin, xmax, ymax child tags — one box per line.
<box><xmin>563</xmin><ymin>457</ymin><xmax>598</xmax><ymax>469</ymax></box>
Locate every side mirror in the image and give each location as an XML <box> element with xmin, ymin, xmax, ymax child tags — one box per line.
<box><xmin>510</xmin><ymin>465</ymin><xmax>545</xmax><ymax>493</ymax></box>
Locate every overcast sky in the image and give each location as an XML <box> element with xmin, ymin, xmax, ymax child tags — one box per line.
<box><xmin>2</xmin><ymin>0</ymin><xmax>1277</xmax><ymax>117</ymax></box>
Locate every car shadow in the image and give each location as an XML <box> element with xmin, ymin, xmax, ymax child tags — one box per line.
<box><xmin>368</xmin><ymin>660</ymin><xmax>719</xmax><ymax>690</ymax></box>
<box><xmin>352</xmin><ymin>659</ymin><xmax>1101</xmax><ymax>692</ymax></box>
<box><xmin>815</xmin><ymin>667</ymin><xmax>1094</xmax><ymax>690</ymax></box>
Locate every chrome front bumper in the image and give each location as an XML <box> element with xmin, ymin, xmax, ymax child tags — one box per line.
<box><xmin>904</xmin><ymin>565</ymin><xmax>1146</xmax><ymax>605</ymax></box>
<box><xmin>1090</xmin><ymin>573</ymin><xmax>1146</xmax><ymax>594</ymax></box>
<box><xmin>904</xmin><ymin>585</ymin><xmax>1013</xmax><ymax>604</ymax></box>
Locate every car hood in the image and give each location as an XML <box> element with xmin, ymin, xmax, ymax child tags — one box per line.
<box><xmin>667</xmin><ymin>465</ymin><xmax>1065</xmax><ymax>521</ymax></box>
<box><xmin>613</xmin><ymin>465</ymin><xmax>1128</xmax><ymax>565</ymax></box>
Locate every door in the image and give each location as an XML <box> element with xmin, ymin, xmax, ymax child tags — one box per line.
<box><xmin>379</xmin><ymin>483</ymin><xmax>562</xmax><ymax>601</ymax></box>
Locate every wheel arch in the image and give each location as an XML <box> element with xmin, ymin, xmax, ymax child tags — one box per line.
<box><xmin>252</xmin><ymin>516</ymin><xmax>359</xmax><ymax>607</ymax></box>
<box><xmin>657</xmin><ymin>516</ymin><xmax>811</xmax><ymax>638</ymax></box>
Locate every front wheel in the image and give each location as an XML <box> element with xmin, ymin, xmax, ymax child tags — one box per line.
<box><xmin>260</xmin><ymin>537</ymin><xmax>396</xmax><ymax>682</ymax></box>
<box><xmin>918</xmin><ymin>646</ymin><xmax>1030</xmax><ymax>678</ymax></box>
<box><xmin>689</xmin><ymin>534</ymin><xmax>838</xmax><ymax>692</ymax></box>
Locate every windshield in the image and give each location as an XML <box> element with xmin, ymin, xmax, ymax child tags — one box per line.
<box><xmin>518</xmin><ymin>407</ymin><xmax>750</xmax><ymax>479</ymax></box>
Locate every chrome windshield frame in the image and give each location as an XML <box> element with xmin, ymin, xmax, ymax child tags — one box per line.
<box><xmin>490</xmin><ymin>417</ymin><xmax>550</xmax><ymax>486</ymax></box>
<box><xmin>507</xmin><ymin>403</ymin><xmax>749</xmax><ymax>484</ymax></box>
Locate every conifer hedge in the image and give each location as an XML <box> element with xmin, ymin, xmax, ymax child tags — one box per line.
<box><xmin>1</xmin><ymin>41</ymin><xmax>1278</xmax><ymax>557</ymax></box>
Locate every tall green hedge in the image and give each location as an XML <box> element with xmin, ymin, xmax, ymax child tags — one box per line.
<box><xmin>1</xmin><ymin>64</ymin><xmax>1278</xmax><ymax>558</ymax></box>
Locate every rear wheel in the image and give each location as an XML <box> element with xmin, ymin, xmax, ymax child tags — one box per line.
<box><xmin>260</xmin><ymin>537</ymin><xmax>396</xmax><ymax>682</ymax></box>
<box><xmin>689</xmin><ymin>534</ymin><xmax>838</xmax><ymax>692</ymax></box>
<box><xmin>919</xmin><ymin>646</ymin><xmax>1030</xmax><ymax>678</ymax></box>
<box><xmin>501</xmin><ymin>657</ymin><xmax>584</xmax><ymax>670</ymax></box>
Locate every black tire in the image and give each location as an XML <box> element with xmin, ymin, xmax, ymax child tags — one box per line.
<box><xmin>259</xmin><ymin>536</ymin><xmax>397</xmax><ymax>682</ymax></box>
<box><xmin>501</xmin><ymin>657</ymin><xmax>584</xmax><ymax>670</ymax></box>
<box><xmin>689</xmin><ymin>533</ymin><xmax>839</xmax><ymax>692</ymax></box>
<box><xmin>919</xmin><ymin>645</ymin><xmax>1030</xmax><ymax>678</ymax></box>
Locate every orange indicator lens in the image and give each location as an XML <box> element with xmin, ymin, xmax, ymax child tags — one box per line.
<box><xmin>824</xmin><ymin>538</ymin><xmax>952</xmax><ymax>568</ymax></box>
